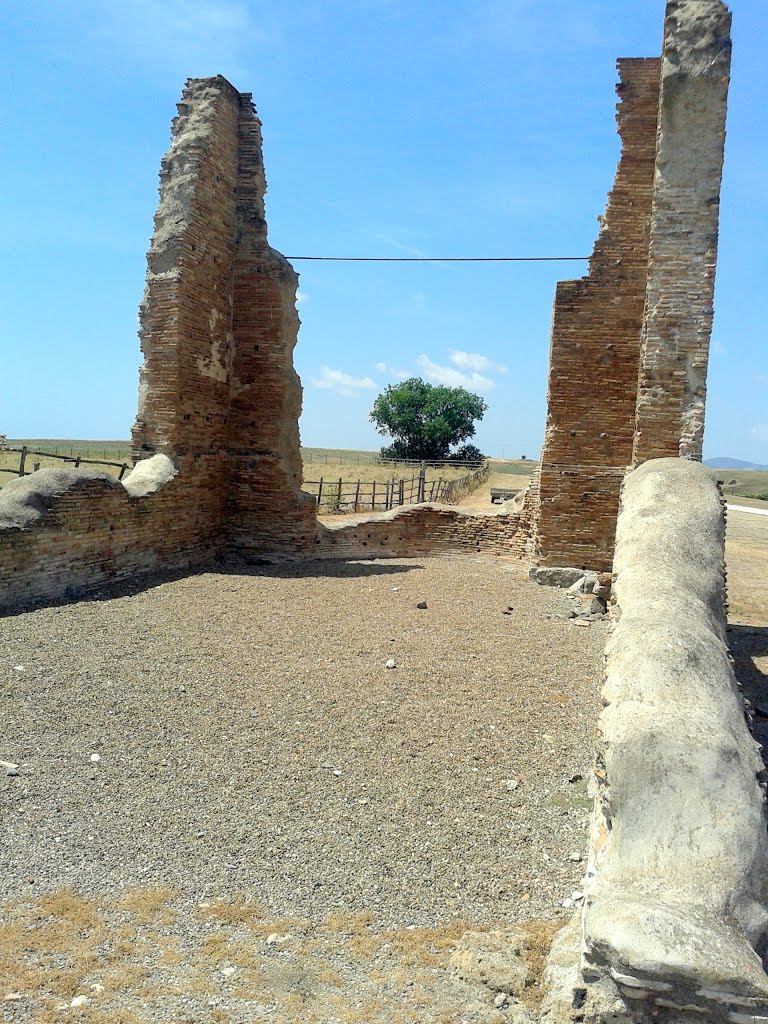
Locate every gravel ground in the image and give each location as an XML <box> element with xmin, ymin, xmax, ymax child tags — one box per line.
<box><xmin>0</xmin><ymin>555</ymin><xmax>606</xmax><ymax>1021</ymax></box>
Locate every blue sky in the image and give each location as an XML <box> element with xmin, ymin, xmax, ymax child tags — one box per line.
<box><xmin>2</xmin><ymin>0</ymin><xmax>766</xmax><ymax>462</ymax></box>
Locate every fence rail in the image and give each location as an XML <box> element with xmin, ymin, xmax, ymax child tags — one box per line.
<box><xmin>306</xmin><ymin>462</ymin><xmax>490</xmax><ymax>514</ymax></box>
<box><xmin>0</xmin><ymin>446</ymin><xmax>129</xmax><ymax>480</ymax></box>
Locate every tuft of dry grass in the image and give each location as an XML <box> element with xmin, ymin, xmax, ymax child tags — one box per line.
<box><xmin>112</xmin><ymin>888</ymin><xmax>178</xmax><ymax>925</ymax></box>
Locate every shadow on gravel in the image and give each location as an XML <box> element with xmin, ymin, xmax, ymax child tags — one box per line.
<box><xmin>3</xmin><ymin>557</ymin><xmax>425</xmax><ymax>618</ymax></box>
<box><xmin>221</xmin><ymin>556</ymin><xmax>424</xmax><ymax>580</ymax></box>
<box><xmin>730</xmin><ymin>625</ymin><xmax>768</xmax><ymax>768</ymax></box>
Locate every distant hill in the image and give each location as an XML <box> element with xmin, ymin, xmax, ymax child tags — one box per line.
<box><xmin>704</xmin><ymin>457</ymin><xmax>768</xmax><ymax>471</ymax></box>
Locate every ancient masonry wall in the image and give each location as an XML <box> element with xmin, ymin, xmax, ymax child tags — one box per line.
<box><xmin>550</xmin><ymin>459</ymin><xmax>768</xmax><ymax>1021</ymax></box>
<box><xmin>632</xmin><ymin>0</ymin><xmax>732</xmax><ymax>463</ymax></box>
<box><xmin>225</xmin><ymin>95</ymin><xmax>317</xmax><ymax>555</ymax></box>
<box><xmin>0</xmin><ymin>77</ymin><xmax>315</xmax><ymax>613</ymax></box>
<box><xmin>313</xmin><ymin>505</ymin><xmax>529</xmax><ymax>561</ymax></box>
<box><xmin>529</xmin><ymin>59</ymin><xmax>661</xmax><ymax>573</ymax></box>
<box><xmin>531</xmin><ymin>0</ymin><xmax>731</xmax><ymax>570</ymax></box>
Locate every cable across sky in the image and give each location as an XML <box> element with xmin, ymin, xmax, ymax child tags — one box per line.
<box><xmin>284</xmin><ymin>255</ymin><xmax>591</xmax><ymax>262</ymax></box>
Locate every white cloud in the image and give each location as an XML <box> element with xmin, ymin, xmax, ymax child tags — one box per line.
<box><xmin>449</xmin><ymin>350</ymin><xmax>507</xmax><ymax>374</ymax></box>
<box><xmin>296</xmin><ymin>290</ymin><xmax>309</xmax><ymax>305</ymax></box>
<box><xmin>712</xmin><ymin>339</ymin><xmax>727</xmax><ymax>355</ymax></box>
<box><xmin>751</xmin><ymin>424</ymin><xmax>768</xmax><ymax>442</ymax></box>
<box><xmin>416</xmin><ymin>354</ymin><xmax>495</xmax><ymax>392</ymax></box>
<box><xmin>375</xmin><ymin>361</ymin><xmax>409</xmax><ymax>380</ymax></box>
<box><xmin>59</xmin><ymin>0</ymin><xmax>267</xmax><ymax>76</ymax></box>
<box><xmin>310</xmin><ymin>366</ymin><xmax>377</xmax><ymax>398</ymax></box>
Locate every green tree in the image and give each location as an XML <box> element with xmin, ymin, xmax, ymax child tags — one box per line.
<box><xmin>369</xmin><ymin>378</ymin><xmax>488</xmax><ymax>462</ymax></box>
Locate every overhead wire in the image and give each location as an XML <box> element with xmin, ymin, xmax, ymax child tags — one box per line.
<box><xmin>285</xmin><ymin>255</ymin><xmax>590</xmax><ymax>262</ymax></box>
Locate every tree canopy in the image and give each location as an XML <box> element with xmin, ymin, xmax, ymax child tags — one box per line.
<box><xmin>369</xmin><ymin>377</ymin><xmax>487</xmax><ymax>462</ymax></box>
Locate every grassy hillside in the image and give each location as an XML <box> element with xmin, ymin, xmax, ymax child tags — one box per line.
<box><xmin>710</xmin><ymin>468</ymin><xmax>768</xmax><ymax>502</ymax></box>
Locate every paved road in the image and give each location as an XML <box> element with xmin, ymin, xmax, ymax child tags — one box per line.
<box><xmin>727</xmin><ymin>504</ymin><xmax>768</xmax><ymax>517</ymax></box>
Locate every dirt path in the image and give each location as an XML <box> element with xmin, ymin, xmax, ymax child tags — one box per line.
<box><xmin>456</xmin><ymin>473</ymin><xmax>531</xmax><ymax>514</ymax></box>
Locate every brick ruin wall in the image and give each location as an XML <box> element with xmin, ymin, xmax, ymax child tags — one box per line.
<box><xmin>632</xmin><ymin>0</ymin><xmax>732</xmax><ymax>463</ymax></box>
<box><xmin>0</xmin><ymin>2</ymin><xmax>732</xmax><ymax>610</ymax></box>
<box><xmin>528</xmin><ymin>58</ymin><xmax>661</xmax><ymax>572</ymax></box>
<box><xmin>0</xmin><ymin>76</ymin><xmax>319</xmax><ymax>612</ymax></box>
<box><xmin>528</xmin><ymin>0</ymin><xmax>730</xmax><ymax>571</ymax></box>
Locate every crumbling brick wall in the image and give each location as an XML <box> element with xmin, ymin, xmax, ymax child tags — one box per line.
<box><xmin>530</xmin><ymin>0</ymin><xmax>730</xmax><ymax>571</ymax></box>
<box><xmin>1</xmin><ymin>76</ymin><xmax>316</xmax><ymax>613</ymax></box>
<box><xmin>314</xmin><ymin>505</ymin><xmax>529</xmax><ymax>561</ymax></box>
<box><xmin>632</xmin><ymin>0</ymin><xmax>732</xmax><ymax>463</ymax></box>
<box><xmin>530</xmin><ymin>59</ymin><xmax>661</xmax><ymax>572</ymax></box>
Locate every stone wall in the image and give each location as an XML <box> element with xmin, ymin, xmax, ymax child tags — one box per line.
<box><xmin>1</xmin><ymin>75</ymin><xmax>316</xmax><ymax>614</ymax></box>
<box><xmin>0</xmin><ymin>456</ymin><xmax>222</xmax><ymax>610</ymax></box>
<box><xmin>314</xmin><ymin>505</ymin><xmax>529</xmax><ymax>561</ymax></box>
<box><xmin>532</xmin><ymin>59</ymin><xmax>660</xmax><ymax>573</ymax></box>
<box><xmin>632</xmin><ymin>0</ymin><xmax>732</xmax><ymax>463</ymax></box>
<box><xmin>541</xmin><ymin>459</ymin><xmax>768</xmax><ymax>1021</ymax></box>
<box><xmin>531</xmin><ymin>0</ymin><xmax>731</xmax><ymax>571</ymax></box>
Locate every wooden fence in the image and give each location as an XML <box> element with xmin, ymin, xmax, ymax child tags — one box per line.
<box><xmin>306</xmin><ymin>462</ymin><xmax>490</xmax><ymax>514</ymax></box>
<box><xmin>0</xmin><ymin>446</ymin><xmax>129</xmax><ymax>480</ymax></box>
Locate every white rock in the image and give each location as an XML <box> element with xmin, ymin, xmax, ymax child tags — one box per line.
<box><xmin>505</xmin><ymin>779</ymin><xmax>519</xmax><ymax>791</ymax></box>
<box><xmin>90</xmin><ymin>983</ymin><xmax>105</xmax><ymax>993</ymax></box>
<box><xmin>569</xmin><ymin>851</ymin><xmax>582</xmax><ymax>862</ymax></box>
<box><xmin>265</xmin><ymin>932</ymin><xmax>291</xmax><ymax>946</ymax></box>
<box><xmin>562</xmin><ymin>897</ymin><xmax>574</xmax><ymax>909</ymax></box>
<box><xmin>221</xmin><ymin>966</ymin><xmax>236</xmax><ymax>977</ymax></box>
<box><xmin>494</xmin><ymin>993</ymin><xmax>509</xmax><ymax>1009</ymax></box>
<box><xmin>571</xmin><ymin>890</ymin><xmax>584</xmax><ymax>902</ymax></box>
<box><xmin>385</xmin><ymin>659</ymin><xmax>396</xmax><ymax>669</ymax></box>
<box><xmin>89</xmin><ymin>753</ymin><xmax>100</xmax><ymax>763</ymax></box>
<box><xmin>13</xmin><ymin>666</ymin><xmax>25</xmax><ymax>672</ymax></box>
<box><xmin>71</xmin><ymin>995</ymin><xmax>89</xmax><ymax>1007</ymax></box>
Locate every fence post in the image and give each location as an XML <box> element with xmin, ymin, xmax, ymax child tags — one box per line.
<box><xmin>18</xmin><ymin>446</ymin><xmax>27</xmax><ymax>477</ymax></box>
<box><xmin>74</xmin><ymin>457</ymin><xmax>81</xmax><ymax>468</ymax></box>
<box><xmin>354</xmin><ymin>480</ymin><xmax>360</xmax><ymax>512</ymax></box>
<box><xmin>372</xmin><ymin>480</ymin><xmax>376</xmax><ymax>510</ymax></box>
<box><xmin>338</xmin><ymin>478</ymin><xmax>343</xmax><ymax>511</ymax></box>
<box><xmin>118</xmin><ymin>463</ymin><xmax>128</xmax><ymax>480</ymax></box>
<box><xmin>399</xmin><ymin>479</ymin><xmax>404</xmax><ymax>506</ymax></box>
<box><xmin>317</xmin><ymin>477</ymin><xmax>324</xmax><ymax>509</ymax></box>
<box><xmin>33</xmin><ymin>461</ymin><xmax>40</xmax><ymax>473</ymax></box>
<box><xmin>418</xmin><ymin>462</ymin><xmax>426</xmax><ymax>503</ymax></box>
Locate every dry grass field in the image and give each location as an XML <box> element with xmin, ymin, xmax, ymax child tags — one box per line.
<box><xmin>0</xmin><ymin>442</ymin><xmax>506</xmax><ymax>496</ymax></box>
<box><xmin>725</xmin><ymin>503</ymin><xmax>768</xmax><ymax>625</ymax></box>
<box><xmin>713</xmin><ymin>467</ymin><xmax>768</xmax><ymax>502</ymax></box>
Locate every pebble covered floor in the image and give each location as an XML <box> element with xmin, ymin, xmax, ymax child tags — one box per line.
<box><xmin>0</xmin><ymin>556</ymin><xmax>607</xmax><ymax>1022</ymax></box>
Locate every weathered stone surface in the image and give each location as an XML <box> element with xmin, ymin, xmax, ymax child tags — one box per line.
<box><xmin>583</xmin><ymin>458</ymin><xmax>768</xmax><ymax>1008</ymax></box>
<box><xmin>529</xmin><ymin>567</ymin><xmax>587</xmax><ymax>589</ymax></box>
<box><xmin>122</xmin><ymin>454</ymin><xmax>177</xmax><ymax>497</ymax></box>
<box><xmin>450</xmin><ymin>930</ymin><xmax>532</xmax><ymax>996</ymax></box>
<box><xmin>0</xmin><ymin>468</ymin><xmax>112</xmax><ymax>530</ymax></box>
<box><xmin>633</xmin><ymin>0</ymin><xmax>732</xmax><ymax>463</ymax></box>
